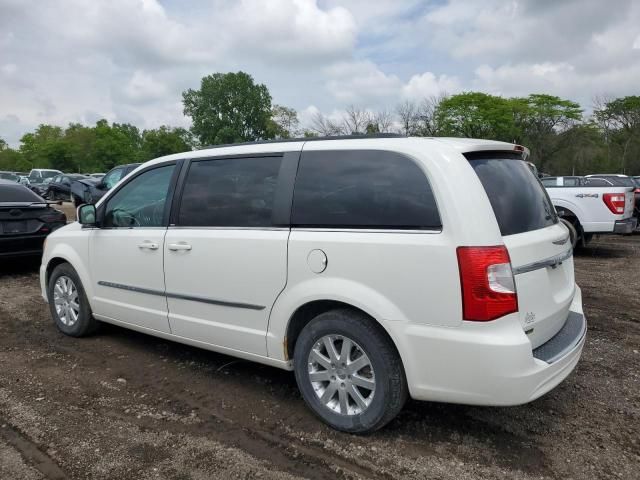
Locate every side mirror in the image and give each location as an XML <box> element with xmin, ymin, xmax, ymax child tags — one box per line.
<box><xmin>78</xmin><ymin>204</ymin><xmax>97</xmax><ymax>226</ymax></box>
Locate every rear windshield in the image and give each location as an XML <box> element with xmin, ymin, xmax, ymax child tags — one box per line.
<box><xmin>0</xmin><ymin>184</ymin><xmax>44</xmax><ymax>203</ymax></box>
<box><xmin>466</xmin><ymin>152</ymin><xmax>557</xmax><ymax>236</ymax></box>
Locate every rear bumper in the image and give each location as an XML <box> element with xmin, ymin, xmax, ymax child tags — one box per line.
<box><xmin>397</xmin><ymin>285</ymin><xmax>586</xmax><ymax>406</ymax></box>
<box><xmin>613</xmin><ymin>217</ymin><xmax>637</xmax><ymax>234</ymax></box>
<box><xmin>0</xmin><ymin>234</ymin><xmax>46</xmax><ymax>257</ymax></box>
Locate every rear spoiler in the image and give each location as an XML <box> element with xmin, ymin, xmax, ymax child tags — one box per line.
<box><xmin>0</xmin><ymin>201</ymin><xmax>62</xmax><ymax>208</ymax></box>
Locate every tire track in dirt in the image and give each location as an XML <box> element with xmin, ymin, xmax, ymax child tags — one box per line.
<box><xmin>0</xmin><ymin>418</ymin><xmax>69</xmax><ymax>480</ymax></box>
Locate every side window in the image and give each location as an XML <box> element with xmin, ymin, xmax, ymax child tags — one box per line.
<box><xmin>178</xmin><ymin>156</ymin><xmax>282</xmax><ymax>227</ymax></box>
<box><xmin>103</xmin><ymin>168</ymin><xmax>124</xmax><ymax>189</ymax></box>
<box><xmin>292</xmin><ymin>150</ymin><xmax>441</xmax><ymax>229</ymax></box>
<box><xmin>541</xmin><ymin>178</ymin><xmax>556</xmax><ymax>187</ymax></box>
<box><xmin>103</xmin><ymin>165</ymin><xmax>175</xmax><ymax>228</ymax></box>
<box><xmin>564</xmin><ymin>177</ymin><xmax>579</xmax><ymax>187</ymax></box>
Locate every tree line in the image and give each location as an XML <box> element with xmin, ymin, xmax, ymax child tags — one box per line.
<box><xmin>1</xmin><ymin>71</ymin><xmax>638</xmax><ymax>176</ymax></box>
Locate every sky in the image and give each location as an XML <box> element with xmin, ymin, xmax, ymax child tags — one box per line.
<box><xmin>1</xmin><ymin>0</ymin><xmax>639</xmax><ymax>145</ymax></box>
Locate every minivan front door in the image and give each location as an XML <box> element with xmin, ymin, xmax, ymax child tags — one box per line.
<box><xmin>89</xmin><ymin>164</ymin><xmax>178</xmax><ymax>333</ymax></box>
<box><xmin>163</xmin><ymin>154</ymin><xmax>296</xmax><ymax>356</ymax></box>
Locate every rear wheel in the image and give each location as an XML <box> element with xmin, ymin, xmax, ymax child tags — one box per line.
<box><xmin>293</xmin><ymin>309</ymin><xmax>407</xmax><ymax>433</ymax></box>
<box><xmin>559</xmin><ymin>218</ymin><xmax>578</xmax><ymax>249</ymax></box>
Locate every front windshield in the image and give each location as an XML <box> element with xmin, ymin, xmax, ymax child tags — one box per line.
<box><xmin>41</xmin><ymin>171</ymin><xmax>60</xmax><ymax>179</ymax></box>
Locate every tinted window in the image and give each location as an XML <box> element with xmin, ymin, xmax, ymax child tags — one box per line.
<box><xmin>292</xmin><ymin>150</ymin><xmax>441</xmax><ymax>229</ymax></box>
<box><xmin>178</xmin><ymin>156</ymin><xmax>282</xmax><ymax>227</ymax></box>
<box><xmin>468</xmin><ymin>155</ymin><xmax>557</xmax><ymax>236</ymax></box>
<box><xmin>541</xmin><ymin>178</ymin><xmax>557</xmax><ymax>187</ymax></box>
<box><xmin>104</xmin><ymin>165</ymin><xmax>175</xmax><ymax>228</ymax></box>
<box><xmin>564</xmin><ymin>177</ymin><xmax>580</xmax><ymax>187</ymax></box>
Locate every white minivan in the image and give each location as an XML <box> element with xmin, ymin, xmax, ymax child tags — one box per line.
<box><xmin>40</xmin><ymin>136</ymin><xmax>586</xmax><ymax>433</ymax></box>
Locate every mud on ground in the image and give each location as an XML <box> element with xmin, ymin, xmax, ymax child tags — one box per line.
<box><xmin>0</xmin><ymin>236</ymin><xmax>638</xmax><ymax>479</ymax></box>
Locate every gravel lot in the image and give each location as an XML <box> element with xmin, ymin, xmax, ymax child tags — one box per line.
<box><xmin>0</xmin><ymin>235</ymin><xmax>638</xmax><ymax>479</ymax></box>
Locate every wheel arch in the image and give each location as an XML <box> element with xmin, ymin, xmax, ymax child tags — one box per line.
<box><xmin>552</xmin><ymin>199</ymin><xmax>585</xmax><ymax>226</ymax></box>
<box><xmin>44</xmin><ymin>250</ymin><xmax>94</xmax><ymax>302</ymax></box>
<box><xmin>280</xmin><ymin>299</ymin><xmax>407</xmax><ymax>379</ymax></box>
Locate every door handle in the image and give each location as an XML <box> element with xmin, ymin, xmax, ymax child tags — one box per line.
<box><xmin>137</xmin><ymin>241</ymin><xmax>159</xmax><ymax>250</ymax></box>
<box><xmin>168</xmin><ymin>242</ymin><xmax>192</xmax><ymax>251</ymax></box>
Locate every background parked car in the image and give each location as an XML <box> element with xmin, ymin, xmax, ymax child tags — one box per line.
<box><xmin>28</xmin><ymin>168</ymin><xmax>62</xmax><ymax>184</ymax></box>
<box><xmin>28</xmin><ymin>168</ymin><xmax>63</xmax><ymax>196</ymax></box>
<box><xmin>0</xmin><ymin>171</ymin><xmax>21</xmax><ymax>182</ymax></box>
<box><xmin>45</xmin><ymin>173</ymin><xmax>89</xmax><ymax>201</ymax></box>
<box><xmin>71</xmin><ymin>163</ymin><xmax>140</xmax><ymax>205</ymax></box>
<box><xmin>0</xmin><ymin>179</ymin><xmax>66</xmax><ymax>258</ymax></box>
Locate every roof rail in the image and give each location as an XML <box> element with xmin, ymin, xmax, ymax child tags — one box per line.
<box><xmin>197</xmin><ymin>133</ymin><xmax>406</xmax><ymax>150</ymax></box>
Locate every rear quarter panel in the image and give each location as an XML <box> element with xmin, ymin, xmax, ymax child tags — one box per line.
<box><xmin>267</xmin><ymin>138</ymin><xmax>505</xmax><ymax>361</ymax></box>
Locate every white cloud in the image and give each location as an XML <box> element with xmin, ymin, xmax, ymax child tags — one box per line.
<box><xmin>473</xmin><ymin>61</ymin><xmax>640</xmax><ymax>106</ymax></box>
<box><xmin>1</xmin><ymin>64</ymin><xmax>17</xmax><ymax>75</ymax></box>
<box><xmin>402</xmin><ymin>72</ymin><xmax>461</xmax><ymax>100</ymax></box>
<box><xmin>123</xmin><ymin>71</ymin><xmax>168</xmax><ymax>102</ymax></box>
<box><xmin>324</xmin><ymin>60</ymin><xmax>401</xmax><ymax>103</ymax></box>
<box><xmin>225</xmin><ymin>0</ymin><xmax>356</xmax><ymax>62</ymax></box>
<box><xmin>0</xmin><ymin>0</ymin><xmax>639</xmax><ymax>146</ymax></box>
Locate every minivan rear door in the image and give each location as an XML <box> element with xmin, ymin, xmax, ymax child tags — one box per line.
<box><xmin>163</xmin><ymin>151</ymin><xmax>300</xmax><ymax>356</ymax></box>
<box><xmin>466</xmin><ymin>152</ymin><xmax>575</xmax><ymax>348</ymax></box>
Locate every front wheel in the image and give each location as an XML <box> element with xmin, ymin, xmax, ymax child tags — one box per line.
<box><xmin>293</xmin><ymin>309</ymin><xmax>407</xmax><ymax>433</ymax></box>
<box><xmin>47</xmin><ymin>263</ymin><xmax>98</xmax><ymax>337</ymax></box>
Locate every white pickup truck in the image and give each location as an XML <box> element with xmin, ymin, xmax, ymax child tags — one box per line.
<box><xmin>541</xmin><ymin>176</ymin><xmax>637</xmax><ymax>246</ymax></box>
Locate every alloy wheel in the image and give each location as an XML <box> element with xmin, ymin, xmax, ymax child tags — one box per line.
<box><xmin>307</xmin><ymin>334</ymin><xmax>376</xmax><ymax>415</ymax></box>
<box><xmin>53</xmin><ymin>276</ymin><xmax>80</xmax><ymax>327</ymax></box>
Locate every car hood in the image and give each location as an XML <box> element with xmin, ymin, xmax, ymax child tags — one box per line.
<box><xmin>74</xmin><ymin>178</ymin><xmax>101</xmax><ymax>187</ymax></box>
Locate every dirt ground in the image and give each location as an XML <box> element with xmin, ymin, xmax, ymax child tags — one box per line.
<box><xmin>0</xmin><ymin>236</ymin><xmax>638</xmax><ymax>480</ymax></box>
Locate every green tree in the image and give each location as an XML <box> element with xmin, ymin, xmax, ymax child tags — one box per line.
<box><xmin>139</xmin><ymin>126</ymin><xmax>193</xmax><ymax>161</ymax></box>
<box><xmin>267</xmin><ymin>104</ymin><xmax>299</xmax><ymax>139</ymax></box>
<box><xmin>64</xmin><ymin>123</ymin><xmax>99</xmax><ymax>173</ymax></box>
<box><xmin>594</xmin><ymin>96</ymin><xmax>640</xmax><ymax>174</ymax></box>
<box><xmin>517</xmin><ymin>94</ymin><xmax>582</xmax><ymax>171</ymax></box>
<box><xmin>19</xmin><ymin>124</ymin><xmax>64</xmax><ymax>169</ymax></box>
<box><xmin>0</xmin><ymin>138</ymin><xmax>7</xmax><ymax>151</ymax></box>
<box><xmin>93</xmin><ymin>120</ymin><xmax>141</xmax><ymax>170</ymax></box>
<box><xmin>182</xmin><ymin>72</ymin><xmax>273</xmax><ymax>145</ymax></box>
<box><xmin>435</xmin><ymin>92</ymin><xmax>525</xmax><ymax>141</ymax></box>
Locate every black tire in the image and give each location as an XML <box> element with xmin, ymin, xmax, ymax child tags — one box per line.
<box><xmin>559</xmin><ymin>218</ymin><xmax>578</xmax><ymax>249</ymax></box>
<box><xmin>47</xmin><ymin>263</ymin><xmax>98</xmax><ymax>337</ymax></box>
<box><xmin>293</xmin><ymin>309</ymin><xmax>408</xmax><ymax>433</ymax></box>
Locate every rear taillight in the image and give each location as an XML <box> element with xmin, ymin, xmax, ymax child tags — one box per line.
<box><xmin>39</xmin><ymin>211</ymin><xmax>66</xmax><ymax>224</ymax></box>
<box><xmin>456</xmin><ymin>246</ymin><xmax>518</xmax><ymax>322</ymax></box>
<box><xmin>603</xmin><ymin>193</ymin><xmax>626</xmax><ymax>214</ymax></box>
